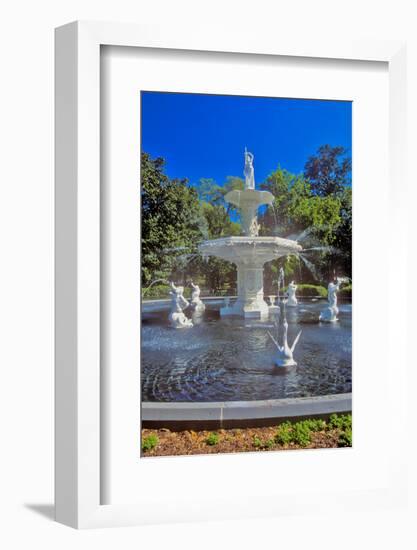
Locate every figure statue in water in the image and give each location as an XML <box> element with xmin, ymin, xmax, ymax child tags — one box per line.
<box><xmin>286</xmin><ymin>281</ymin><xmax>298</xmax><ymax>307</ymax></box>
<box><xmin>319</xmin><ymin>277</ymin><xmax>343</xmax><ymax>323</ymax></box>
<box><xmin>168</xmin><ymin>281</ymin><xmax>193</xmax><ymax>328</ymax></box>
<box><xmin>190</xmin><ymin>281</ymin><xmax>205</xmax><ymax>313</ymax></box>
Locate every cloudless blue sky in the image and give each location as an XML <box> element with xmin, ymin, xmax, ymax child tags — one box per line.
<box><xmin>141</xmin><ymin>92</ymin><xmax>351</xmax><ymax>187</ymax></box>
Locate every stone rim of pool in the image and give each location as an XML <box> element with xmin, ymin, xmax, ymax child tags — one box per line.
<box><xmin>141</xmin><ymin>392</ymin><xmax>352</xmax><ymax>430</ymax></box>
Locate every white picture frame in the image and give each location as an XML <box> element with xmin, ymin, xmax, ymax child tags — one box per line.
<box><xmin>55</xmin><ymin>20</ymin><xmax>407</xmax><ymax>529</ymax></box>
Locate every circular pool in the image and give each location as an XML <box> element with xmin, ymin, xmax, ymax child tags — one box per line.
<box><xmin>141</xmin><ymin>299</ymin><xmax>352</xmax><ymax>403</ymax></box>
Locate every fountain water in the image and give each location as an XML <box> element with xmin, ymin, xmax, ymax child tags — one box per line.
<box><xmin>142</xmin><ymin>278</ymin><xmax>169</xmax><ymax>296</ymax></box>
<box><xmin>198</xmin><ymin>150</ymin><xmax>302</xmax><ymax>318</ymax></box>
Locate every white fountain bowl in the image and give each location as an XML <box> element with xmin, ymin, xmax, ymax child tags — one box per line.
<box><xmin>199</xmin><ymin>236</ymin><xmax>302</xmax><ymax>264</ymax></box>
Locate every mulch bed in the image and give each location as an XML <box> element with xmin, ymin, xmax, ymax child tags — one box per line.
<box><xmin>141</xmin><ymin>425</ymin><xmax>344</xmax><ymax>457</ymax></box>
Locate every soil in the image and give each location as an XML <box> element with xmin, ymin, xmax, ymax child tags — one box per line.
<box><xmin>141</xmin><ymin>425</ymin><xmax>345</xmax><ymax>457</ymax></box>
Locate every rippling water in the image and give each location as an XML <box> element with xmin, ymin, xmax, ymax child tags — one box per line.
<box><xmin>141</xmin><ymin>300</ymin><xmax>352</xmax><ymax>402</ymax></box>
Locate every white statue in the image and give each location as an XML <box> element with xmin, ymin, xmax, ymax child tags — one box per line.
<box><xmin>268</xmin><ymin>319</ymin><xmax>302</xmax><ymax>368</ymax></box>
<box><xmin>286</xmin><ymin>281</ymin><xmax>298</xmax><ymax>307</ymax></box>
<box><xmin>319</xmin><ymin>278</ymin><xmax>342</xmax><ymax>323</ymax></box>
<box><xmin>244</xmin><ymin>148</ymin><xmax>255</xmax><ymax>190</ymax></box>
<box><xmin>168</xmin><ymin>282</ymin><xmax>193</xmax><ymax>328</ymax></box>
<box><xmin>190</xmin><ymin>282</ymin><xmax>205</xmax><ymax>312</ymax></box>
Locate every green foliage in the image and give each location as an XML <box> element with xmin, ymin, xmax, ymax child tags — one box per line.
<box><xmin>294</xmin><ymin>284</ymin><xmax>328</xmax><ymax>298</ymax></box>
<box><xmin>304</xmin><ymin>144</ymin><xmax>351</xmax><ymax>197</ymax></box>
<box><xmin>338</xmin><ymin>284</ymin><xmax>352</xmax><ymax>298</ymax></box>
<box><xmin>142</xmin><ymin>434</ymin><xmax>159</xmax><ymax>452</ymax></box>
<box><xmin>303</xmin><ymin>418</ymin><xmax>327</xmax><ymax>431</ymax></box>
<box><xmin>329</xmin><ymin>414</ymin><xmax>352</xmax><ymax>431</ymax></box>
<box><xmin>253</xmin><ymin>436</ymin><xmax>275</xmax><ymax>449</ymax></box>
<box><xmin>205</xmin><ymin>432</ymin><xmax>220</xmax><ymax>446</ymax></box>
<box><xmin>259</xmin><ymin>167</ymin><xmax>342</xmax><ymax>245</ymax></box>
<box><xmin>274</xmin><ymin>418</ymin><xmax>330</xmax><ymax>447</ymax></box>
<box><xmin>142</xmin><ymin>283</ymin><xmax>170</xmax><ymax>299</ymax></box>
<box><xmin>291</xmin><ymin>423</ymin><xmax>312</xmax><ymax>447</ymax></box>
<box><xmin>142</xmin><ymin>283</ymin><xmax>194</xmax><ymax>300</ymax></box>
<box><xmin>258</xmin><ymin>161</ymin><xmax>350</xmax><ymax>283</ymax></box>
<box><xmin>253</xmin><ymin>436</ymin><xmax>263</xmax><ymax>448</ymax></box>
<box><xmin>338</xmin><ymin>427</ymin><xmax>352</xmax><ymax>447</ymax></box>
<box><xmin>141</xmin><ymin>153</ymin><xmax>206</xmax><ymax>286</ymax></box>
<box><xmin>274</xmin><ymin>422</ymin><xmax>293</xmax><ymax>445</ymax></box>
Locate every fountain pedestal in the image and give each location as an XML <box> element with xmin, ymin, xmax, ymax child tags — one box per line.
<box><xmin>221</xmin><ymin>263</ymin><xmax>269</xmax><ymax>318</ymax></box>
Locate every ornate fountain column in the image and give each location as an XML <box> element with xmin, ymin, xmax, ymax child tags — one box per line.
<box><xmin>228</xmin><ymin>262</ymin><xmax>269</xmax><ymax>318</ymax></box>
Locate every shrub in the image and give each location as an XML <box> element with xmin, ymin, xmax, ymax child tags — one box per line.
<box><xmin>303</xmin><ymin>418</ymin><xmax>326</xmax><ymax>432</ymax></box>
<box><xmin>294</xmin><ymin>284</ymin><xmax>328</xmax><ymax>298</ymax></box>
<box><xmin>253</xmin><ymin>436</ymin><xmax>263</xmax><ymax>448</ymax></box>
<box><xmin>338</xmin><ymin>284</ymin><xmax>352</xmax><ymax>298</ymax></box>
<box><xmin>142</xmin><ymin>283</ymin><xmax>171</xmax><ymax>299</ymax></box>
<box><xmin>142</xmin><ymin>283</ymin><xmax>192</xmax><ymax>300</ymax></box>
<box><xmin>275</xmin><ymin>422</ymin><xmax>293</xmax><ymax>445</ymax></box>
<box><xmin>291</xmin><ymin>422</ymin><xmax>312</xmax><ymax>447</ymax></box>
<box><xmin>338</xmin><ymin>427</ymin><xmax>352</xmax><ymax>447</ymax></box>
<box><xmin>205</xmin><ymin>432</ymin><xmax>220</xmax><ymax>446</ymax></box>
<box><xmin>329</xmin><ymin>414</ymin><xmax>352</xmax><ymax>431</ymax></box>
<box><xmin>142</xmin><ymin>434</ymin><xmax>159</xmax><ymax>451</ymax></box>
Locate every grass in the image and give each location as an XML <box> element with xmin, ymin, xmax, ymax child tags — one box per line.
<box><xmin>141</xmin><ymin>433</ymin><xmax>159</xmax><ymax>451</ymax></box>
<box><xmin>205</xmin><ymin>432</ymin><xmax>220</xmax><ymax>446</ymax></box>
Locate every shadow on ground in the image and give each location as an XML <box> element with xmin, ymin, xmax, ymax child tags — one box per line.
<box><xmin>24</xmin><ymin>503</ymin><xmax>55</xmax><ymax>521</ymax></box>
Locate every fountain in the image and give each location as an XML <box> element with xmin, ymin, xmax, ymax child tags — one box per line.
<box><xmin>286</xmin><ymin>281</ymin><xmax>298</xmax><ymax>307</ymax></box>
<box><xmin>168</xmin><ymin>281</ymin><xmax>193</xmax><ymax>328</ymax></box>
<box><xmin>190</xmin><ymin>282</ymin><xmax>205</xmax><ymax>313</ymax></box>
<box><xmin>198</xmin><ymin>150</ymin><xmax>302</xmax><ymax>318</ymax></box>
<box><xmin>319</xmin><ymin>278</ymin><xmax>342</xmax><ymax>323</ymax></box>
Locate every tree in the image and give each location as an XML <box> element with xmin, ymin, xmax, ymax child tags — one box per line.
<box><xmin>141</xmin><ymin>153</ymin><xmax>205</xmax><ymax>285</ymax></box>
<box><xmin>196</xmin><ymin>176</ymin><xmax>244</xmax><ymax>216</ymax></box>
<box><xmin>258</xmin><ymin>166</ymin><xmax>345</xmax><ymax>284</ymax></box>
<box><xmin>259</xmin><ymin>167</ymin><xmax>341</xmax><ymax>244</ymax></box>
<box><xmin>304</xmin><ymin>144</ymin><xmax>351</xmax><ymax>197</ymax></box>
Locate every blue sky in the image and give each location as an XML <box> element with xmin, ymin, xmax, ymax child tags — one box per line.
<box><xmin>141</xmin><ymin>92</ymin><xmax>351</xmax><ymax>187</ymax></box>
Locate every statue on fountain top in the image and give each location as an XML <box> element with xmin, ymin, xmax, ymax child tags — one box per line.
<box><xmin>168</xmin><ymin>282</ymin><xmax>193</xmax><ymax>328</ymax></box>
<box><xmin>244</xmin><ymin>148</ymin><xmax>255</xmax><ymax>190</ymax></box>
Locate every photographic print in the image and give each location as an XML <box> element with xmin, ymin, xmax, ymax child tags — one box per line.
<box><xmin>140</xmin><ymin>92</ymin><xmax>352</xmax><ymax>457</ymax></box>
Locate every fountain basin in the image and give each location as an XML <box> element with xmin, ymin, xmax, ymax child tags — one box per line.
<box><xmin>141</xmin><ymin>299</ymin><xmax>352</xmax><ymax>402</ymax></box>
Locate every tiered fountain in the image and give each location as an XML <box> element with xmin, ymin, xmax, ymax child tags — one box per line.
<box><xmin>198</xmin><ymin>149</ymin><xmax>302</xmax><ymax>319</ymax></box>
